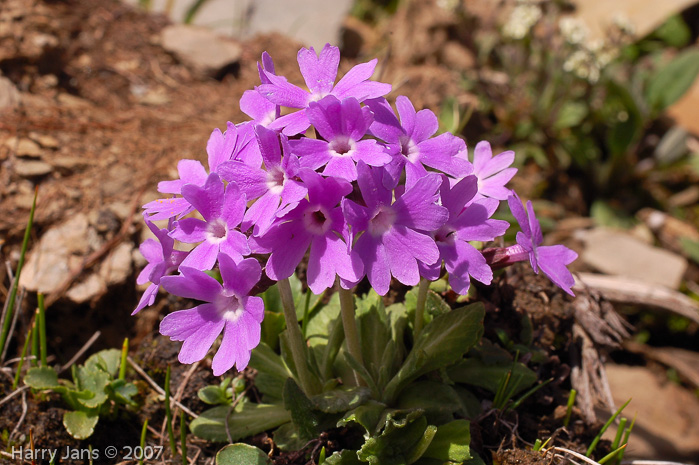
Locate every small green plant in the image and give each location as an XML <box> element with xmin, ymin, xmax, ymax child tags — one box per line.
<box><xmin>24</xmin><ymin>347</ymin><xmax>138</xmax><ymax>439</ymax></box>
<box><xmin>465</xmin><ymin>3</ymin><xmax>699</xmax><ymax>204</ymax></box>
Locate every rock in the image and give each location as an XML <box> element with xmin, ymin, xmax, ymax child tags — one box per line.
<box><xmin>66</xmin><ymin>274</ymin><xmax>106</xmax><ymax>304</ymax></box>
<box><xmin>99</xmin><ymin>242</ymin><xmax>133</xmax><ymax>286</ymax></box>
<box><xmin>4</xmin><ymin>137</ymin><xmax>42</xmax><ymax>158</ymax></box>
<box><xmin>50</xmin><ymin>156</ymin><xmax>89</xmax><ymax>174</ymax></box>
<box><xmin>127</xmin><ymin>0</ymin><xmax>352</xmax><ymax>50</ymax></box>
<box><xmin>20</xmin><ymin>214</ymin><xmax>91</xmax><ymax>294</ymax></box>
<box><xmin>573</xmin><ymin>0</ymin><xmax>698</xmax><ymax>40</ymax></box>
<box><xmin>0</xmin><ymin>75</ymin><xmax>20</xmax><ymax>111</ymax></box>
<box><xmin>20</xmin><ymin>212</ymin><xmax>135</xmax><ymax>303</ymax></box>
<box><xmin>602</xmin><ymin>364</ymin><xmax>699</xmax><ymax>461</ymax></box>
<box><xmin>14</xmin><ymin>159</ymin><xmax>53</xmax><ymax>177</ymax></box>
<box><xmin>29</xmin><ymin>132</ymin><xmax>59</xmax><ymax>149</ymax></box>
<box><xmin>580</xmin><ymin>227</ymin><xmax>688</xmax><ymax>289</ymax></box>
<box><xmin>160</xmin><ymin>24</ymin><xmax>241</xmax><ymax>76</ymax></box>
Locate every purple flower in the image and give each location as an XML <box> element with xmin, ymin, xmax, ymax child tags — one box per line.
<box><xmin>366</xmin><ymin>96</ymin><xmax>471</xmax><ymax>188</ymax></box>
<box><xmin>258</xmin><ymin>44</ymin><xmax>392</xmax><ymax>136</ymax></box>
<box><xmin>133</xmin><ymin>217</ymin><xmax>188</xmax><ymax>314</ymax></box>
<box><xmin>251</xmin><ymin>169</ymin><xmax>363</xmax><ymax>294</ymax></box>
<box><xmin>240</xmin><ymin>52</ymin><xmax>280</xmax><ymax>127</ymax></box>
<box><xmin>421</xmin><ymin>175</ymin><xmax>509</xmax><ymax>294</ymax></box>
<box><xmin>343</xmin><ymin>162</ymin><xmax>449</xmax><ymax>295</ymax></box>
<box><xmin>160</xmin><ymin>254</ymin><xmax>264</xmax><ymax>375</ymax></box>
<box><xmin>289</xmin><ymin>96</ymin><xmax>391</xmax><ymax>181</ymax></box>
<box><xmin>218</xmin><ymin>125</ymin><xmax>307</xmax><ymax>236</ymax></box>
<box><xmin>143</xmin><ymin>122</ymin><xmax>258</xmax><ymax>220</ymax></box>
<box><xmin>467</xmin><ymin>141</ymin><xmax>517</xmax><ymax>201</ymax></box>
<box><xmin>169</xmin><ymin>173</ymin><xmax>249</xmax><ymax>271</ymax></box>
<box><xmin>507</xmin><ymin>192</ymin><xmax>578</xmax><ymax>295</ymax></box>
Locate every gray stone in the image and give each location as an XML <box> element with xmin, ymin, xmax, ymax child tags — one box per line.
<box><xmin>20</xmin><ymin>214</ymin><xmax>91</xmax><ymax>293</ymax></box>
<box><xmin>29</xmin><ymin>132</ymin><xmax>59</xmax><ymax>149</ymax></box>
<box><xmin>580</xmin><ymin>227</ymin><xmax>688</xmax><ymax>289</ymax></box>
<box><xmin>602</xmin><ymin>364</ymin><xmax>699</xmax><ymax>460</ymax></box>
<box><xmin>4</xmin><ymin>137</ymin><xmax>43</xmax><ymax>158</ymax></box>
<box><xmin>99</xmin><ymin>242</ymin><xmax>133</xmax><ymax>287</ymax></box>
<box><xmin>66</xmin><ymin>274</ymin><xmax>106</xmax><ymax>304</ymax></box>
<box><xmin>124</xmin><ymin>0</ymin><xmax>353</xmax><ymax>50</ymax></box>
<box><xmin>14</xmin><ymin>159</ymin><xmax>53</xmax><ymax>177</ymax></box>
<box><xmin>160</xmin><ymin>24</ymin><xmax>241</xmax><ymax>76</ymax></box>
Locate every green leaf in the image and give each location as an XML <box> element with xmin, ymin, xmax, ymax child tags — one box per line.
<box><xmin>452</xmin><ymin>386</ymin><xmax>482</xmax><ymax>419</ymax></box>
<box><xmin>85</xmin><ymin>349</ymin><xmax>121</xmax><ymax>377</ymax></box>
<box><xmin>249</xmin><ymin>342</ymin><xmax>292</xmax><ymax>400</ymax></box>
<box><xmin>396</xmin><ymin>381</ymin><xmax>462</xmax><ymax>425</ymax></box>
<box><xmin>216</xmin><ymin>444</ymin><xmax>271</xmax><ymax>465</ymax></box>
<box><xmin>261</xmin><ymin>311</ymin><xmax>286</xmax><ymax>351</ymax></box>
<box><xmin>75</xmin><ymin>365</ymin><xmax>110</xmax><ymax>408</ymax></box>
<box><xmin>273</xmin><ymin>422</ymin><xmax>307</xmax><ymax>451</ymax></box>
<box><xmin>553</xmin><ymin>101</ymin><xmax>588</xmax><ymax>130</ymax></box>
<box><xmin>383</xmin><ymin>304</ymin><xmax>485</xmax><ymax>403</ymax></box>
<box><xmin>652</xmin><ymin>14</ymin><xmax>691</xmax><ymax>48</ymax></box>
<box><xmin>423</xmin><ymin>420</ymin><xmax>471</xmax><ymax>462</ymax></box>
<box><xmin>680</xmin><ymin>237</ymin><xmax>699</xmax><ymax>264</ymax></box>
<box><xmin>306</xmin><ymin>293</ymin><xmax>341</xmax><ymax>348</ymax></box>
<box><xmin>447</xmin><ymin>358</ymin><xmax>537</xmax><ymax>396</ymax></box>
<box><xmin>63</xmin><ymin>410</ymin><xmax>99</xmax><ymax>440</ymax></box>
<box><xmin>24</xmin><ymin>366</ymin><xmax>59</xmax><ymax>389</ymax></box>
<box><xmin>108</xmin><ymin>379</ymin><xmax>138</xmax><ymax>405</ymax></box>
<box><xmin>250</xmin><ymin>342</ymin><xmax>292</xmax><ymax>380</ymax></box>
<box><xmin>199</xmin><ymin>385</ymin><xmax>230</xmax><ymax>405</ymax></box>
<box><xmin>590</xmin><ymin>201</ymin><xmax>635</xmax><ymax>229</ymax></box>
<box><xmin>606</xmin><ymin>80</ymin><xmax>642</xmax><ymax>160</ymax></box>
<box><xmin>324</xmin><ymin>450</ymin><xmax>364</xmax><ymax>465</ymax></box>
<box><xmin>311</xmin><ymin>386</ymin><xmax>371</xmax><ymax>413</ymax></box>
<box><xmin>282</xmin><ymin>378</ymin><xmax>334</xmax><ymax>440</ymax></box>
<box><xmin>337</xmin><ymin>401</ymin><xmax>386</xmax><ymax>434</ymax></box>
<box><xmin>646</xmin><ymin>49</ymin><xmax>699</xmax><ymax>112</ymax></box>
<box><xmin>358</xmin><ymin>410</ymin><xmax>431</xmax><ymax>465</ymax></box>
<box><xmin>190</xmin><ymin>403</ymin><xmax>291</xmax><ymax>442</ymax></box>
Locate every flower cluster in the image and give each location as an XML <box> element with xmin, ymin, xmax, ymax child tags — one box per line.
<box><xmin>135</xmin><ymin>44</ymin><xmax>577</xmax><ymax>375</ymax></box>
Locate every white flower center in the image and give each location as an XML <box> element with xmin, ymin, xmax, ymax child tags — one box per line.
<box><xmin>266</xmin><ymin>166</ymin><xmax>286</xmax><ymax>195</ymax></box>
<box><xmin>207</xmin><ymin>218</ymin><xmax>228</xmax><ymax>244</ymax></box>
<box><xmin>329</xmin><ymin>136</ymin><xmax>356</xmax><ymax>158</ymax></box>
<box><xmin>368</xmin><ymin>205</ymin><xmax>396</xmax><ymax>237</ymax></box>
<box><xmin>399</xmin><ymin>135</ymin><xmax>420</xmax><ymax>163</ymax></box>
<box><xmin>215</xmin><ymin>291</ymin><xmax>243</xmax><ymax>322</ymax></box>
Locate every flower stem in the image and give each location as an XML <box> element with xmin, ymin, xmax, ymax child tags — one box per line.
<box><xmin>338</xmin><ymin>284</ymin><xmax>365</xmax><ymax>386</ymax></box>
<box><xmin>414</xmin><ymin>278</ymin><xmax>430</xmax><ymax>338</ymax></box>
<box><xmin>278</xmin><ymin>278</ymin><xmax>317</xmax><ymax>396</ymax></box>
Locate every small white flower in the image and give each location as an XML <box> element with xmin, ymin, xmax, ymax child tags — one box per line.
<box><xmin>559</xmin><ymin>17</ymin><xmax>588</xmax><ymax>44</ymax></box>
<box><xmin>503</xmin><ymin>4</ymin><xmax>542</xmax><ymax>40</ymax></box>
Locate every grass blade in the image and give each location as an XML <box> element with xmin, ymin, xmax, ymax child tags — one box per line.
<box><xmin>586</xmin><ymin>398</ymin><xmax>632</xmax><ymax>457</ymax></box>
<box><xmin>180</xmin><ymin>411</ymin><xmax>187</xmax><ymax>464</ymax></box>
<box><xmin>12</xmin><ymin>326</ymin><xmax>34</xmax><ymax>389</ymax></box>
<box><xmin>0</xmin><ymin>187</ymin><xmax>38</xmax><ymax>360</ymax></box>
<box><xmin>37</xmin><ymin>293</ymin><xmax>47</xmax><ymax>367</ymax></box>
<box><xmin>165</xmin><ymin>365</ymin><xmax>177</xmax><ymax>458</ymax></box>
<box><xmin>139</xmin><ymin>419</ymin><xmax>148</xmax><ymax>465</ymax></box>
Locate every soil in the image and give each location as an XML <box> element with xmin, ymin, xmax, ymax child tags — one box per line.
<box><xmin>0</xmin><ymin>0</ymin><xmax>698</xmax><ymax>464</ymax></box>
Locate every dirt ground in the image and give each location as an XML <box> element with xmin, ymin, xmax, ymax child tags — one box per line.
<box><xmin>1</xmin><ymin>0</ymin><xmax>698</xmax><ymax>464</ymax></box>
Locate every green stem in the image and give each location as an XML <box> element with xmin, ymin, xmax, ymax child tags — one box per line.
<box><xmin>37</xmin><ymin>293</ymin><xmax>47</xmax><ymax>367</ymax></box>
<box><xmin>277</xmin><ymin>278</ymin><xmax>317</xmax><ymax>396</ymax></box>
<box><xmin>338</xmin><ymin>285</ymin><xmax>365</xmax><ymax>386</ymax></box>
<box><xmin>0</xmin><ymin>187</ymin><xmax>37</xmax><ymax>359</ymax></box>
<box><xmin>414</xmin><ymin>278</ymin><xmax>430</xmax><ymax>338</ymax></box>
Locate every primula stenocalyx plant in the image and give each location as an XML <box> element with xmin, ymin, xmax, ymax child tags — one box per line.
<box><xmin>134</xmin><ymin>44</ymin><xmax>577</xmax><ymax>381</ymax></box>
